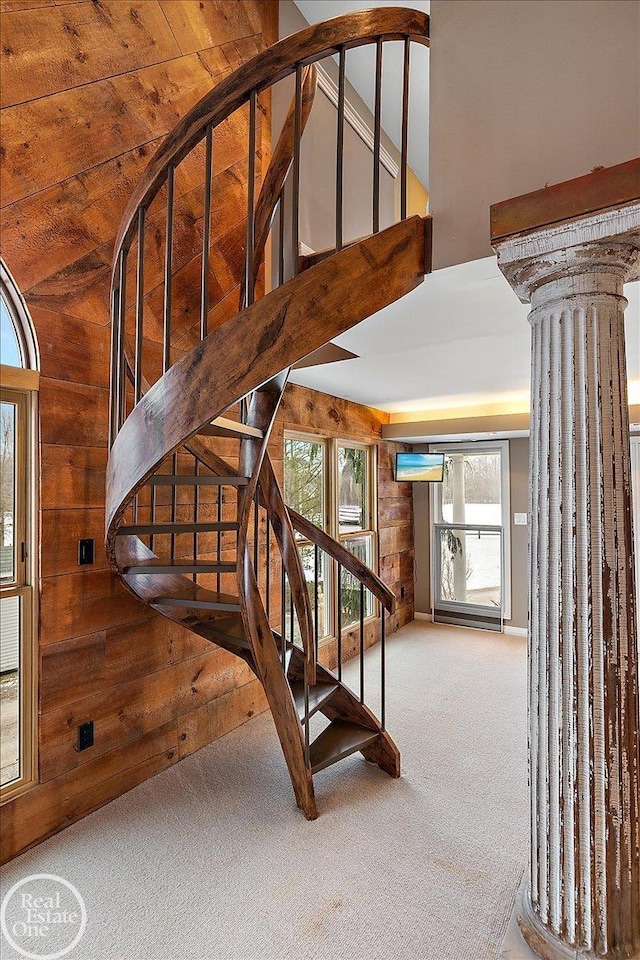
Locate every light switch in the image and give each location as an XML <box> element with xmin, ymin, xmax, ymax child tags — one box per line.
<box><xmin>514</xmin><ymin>513</ymin><xmax>528</xmax><ymax>526</ymax></box>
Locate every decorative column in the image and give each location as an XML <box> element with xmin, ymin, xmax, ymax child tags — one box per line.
<box><xmin>493</xmin><ymin>198</ymin><xmax>640</xmax><ymax>960</ymax></box>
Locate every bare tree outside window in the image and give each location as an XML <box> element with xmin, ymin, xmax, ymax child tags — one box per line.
<box><xmin>0</xmin><ymin>403</ymin><xmax>15</xmax><ymax>581</ymax></box>
<box><xmin>284</xmin><ymin>437</ymin><xmax>324</xmax><ymax>530</ymax></box>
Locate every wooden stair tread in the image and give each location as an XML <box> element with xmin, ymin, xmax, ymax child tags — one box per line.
<box><xmin>309</xmin><ymin>720</ymin><xmax>380</xmax><ymax>774</ymax></box>
<box><xmin>290</xmin><ymin>679</ymin><xmax>339</xmax><ymax>721</ymax></box>
<box><xmin>118</xmin><ymin>521</ymin><xmax>239</xmax><ymax>535</ymax></box>
<box><xmin>198</xmin><ymin>416</ymin><xmax>263</xmax><ymax>440</ymax></box>
<box><xmin>195</xmin><ymin>615</ymin><xmax>251</xmax><ymax>650</ymax></box>
<box><xmin>123</xmin><ymin>560</ymin><xmax>235</xmax><ymax>574</ymax></box>
<box><xmin>151</xmin><ymin>585</ymin><xmax>241</xmax><ymax>612</ymax></box>
<box><xmin>150</xmin><ymin>475</ymin><xmax>248</xmax><ymax>486</ymax></box>
<box><xmin>198</xmin><ymin>618</ymin><xmax>291</xmax><ymax>668</ymax></box>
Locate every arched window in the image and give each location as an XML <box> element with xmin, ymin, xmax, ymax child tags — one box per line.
<box><xmin>1</xmin><ymin>259</ymin><xmax>38</xmax><ymax>798</ymax></box>
<box><xmin>1</xmin><ymin>260</ymin><xmax>39</xmax><ymax>373</ymax></box>
<box><xmin>1</xmin><ymin>295</ymin><xmax>23</xmax><ymax>368</ymax></box>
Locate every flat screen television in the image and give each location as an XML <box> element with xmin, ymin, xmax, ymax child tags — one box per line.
<box><xmin>395</xmin><ymin>452</ymin><xmax>445</xmax><ymax>482</ymax></box>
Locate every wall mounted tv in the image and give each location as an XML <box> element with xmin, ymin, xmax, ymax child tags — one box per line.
<box><xmin>395</xmin><ymin>452</ymin><xmax>445</xmax><ymax>482</ymax></box>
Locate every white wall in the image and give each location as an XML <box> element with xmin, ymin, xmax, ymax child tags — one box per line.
<box><xmin>429</xmin><ymin>0</ymin><xmax>640</xmax><ymax>268</ymax></box>
<box><xmin>632</xmin><ymin>437</ymin><xmax>640</xmax><ymax>635</ymax></box>
<box><xmin>277</xmin><ymin>0</ymin><xmax>397</xmax><ymax>256</ymax></box>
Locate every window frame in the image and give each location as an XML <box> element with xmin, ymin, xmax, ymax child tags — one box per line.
<box><xmin>284</xmin><ymin>431</ymin><xmax>378</xmax><ymax>642</ymax></box>
<box><xmin>334</xmin><ymin>440</ymin><xmax>377</xmax><ymax>625</ymax></box>
<box><xmin>631</xmin><ymin>436</ymin><xmax>639</xmax><ymax>637</ymax></box>
<box><xmin>1</xmin><ymin>260</ymin><xmax>40</xmax><ymax>375</ymax></box>
<box><xmin>429</xmin><ymin>439</ymin><xmax>512</xmax><ymax>622</ymax></box>
<box><xmin>1</xmin><ymin>261</ymin><xmax>39</xmax><ymax>801</ymax></box>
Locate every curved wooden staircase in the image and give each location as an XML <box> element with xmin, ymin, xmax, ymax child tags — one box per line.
<box><xmin>106</xmin><ymin>7</ymin><xmax>431</xmax><ymax>819</ymax></box>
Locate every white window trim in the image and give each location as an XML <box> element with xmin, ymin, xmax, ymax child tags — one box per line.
<box><xmin>428</xmin><ymin>439</ymin><xmax>512</xmax><ymax>623</ymax></box>
<box><xmin>1</xmin><ymin>260</ymin><xmax>40</xmax><ymax>373</ymax></box>
<box><xmin>631</xmin><ymin>436</ymin><xmax>640</xmax><ymax>636</ymax></box>
<box><xmin>284</xmin><ymin>431</ymin><xmax>378</xmax><ymax>642</ymax></box>
<box><xmin>1</xmin><ymin>260</ymin><xmax>39</xmax><ymax>801</ymax></box>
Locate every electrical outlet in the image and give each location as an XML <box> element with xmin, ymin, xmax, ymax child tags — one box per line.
<box><xmin>78</xmin><ymin>538</ymin><xmax>95</xmax><ymax>565</ymax></box>
<box><xmin>77</xmin><ymin>721</ymin><xmax>94</xmax><ymax>751</ymax></box>
<box><xmin>514</xmin><ymin>513</ymin><xmax>528</xmax><ymax>526</ymax></box>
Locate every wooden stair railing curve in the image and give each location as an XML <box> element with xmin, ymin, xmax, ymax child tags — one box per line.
<box><xmin>111</xmin><ymin>7</ymin><xmax>429</xmax><ymax>261</ymax></box>
<box><xmin>106</xmin><ymin>7</ymin><xmax>430</xmax><ymax>819</ymax></box>
<box><xmin>114</xmin><ymin>62</ymin><xmax>321</xmax><ymax>680</ymax></box>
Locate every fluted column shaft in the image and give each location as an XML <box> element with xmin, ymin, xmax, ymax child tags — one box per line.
<box><xmin>495</xmin><ymin>206</ymin><xmax>640</xmax><ymax>960</ymax></box>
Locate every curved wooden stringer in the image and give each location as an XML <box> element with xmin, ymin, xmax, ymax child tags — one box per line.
<box><xmin>106</xmin><ymin>8</ymin><xmax>431</xmax><ymax>818</ymax></box>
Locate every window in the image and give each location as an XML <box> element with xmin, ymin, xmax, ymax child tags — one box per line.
<box><xmin>1</xmin><ymin>296</ymin><xmax>23</xmax><ymax>368</ymax></box>
<box><xmin>1</xmin><ymin>260</ymin><xmax>38</xmax><ymax>798</ymax></box>
<box><xmin>337</xmin><ymin>444</ymin><xmax>375</xmax><ymax>625</ymax></box>
<box><xmin>284</xmin><ymin>434</ymin><xmax>377</xmax><ymax>640</ymax></box>
<box><xmin>285</xmin><ymin>436</ymin><xmax>330</xmax><ymax>638</ymax></box>
<box><xmin>430</xmin><ymin>441</ymin><xmax>511</xmax><ymax>630</ymax></box>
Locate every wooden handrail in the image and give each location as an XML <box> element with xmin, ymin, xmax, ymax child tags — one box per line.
<box><xmin>287</xmin><ymin>508</ymin><xmax>396</xmax><ymax>614</ymax></box>
<box><xmin>112</xmin><ymin>7</ymin><xmax>429</xmax><ymax>269</ymax></box>
<box><xmin>106</xmin><ymin>216</ymin><xmax>428</xmax><ymax>540</ymax></box>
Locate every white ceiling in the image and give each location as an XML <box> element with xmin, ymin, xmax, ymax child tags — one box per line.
<box><xmin>289</xmin><ymin>256</ymin><xmax>640</xmax><ymax>415</ymax></box>
<box><xmin>288</xmin><ymin>1</ymin><xmax>639</xmax><ymax>418</ymax></box>
<box><xmin>293</xmin><ymin>0</ymin><xmax>430</xmax><ymax>187</ymax></box>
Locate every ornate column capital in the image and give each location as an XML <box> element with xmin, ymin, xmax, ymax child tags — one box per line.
<box><xmin>493</xmin><ymin>201</ymin><xmax>640</xmax><ymax>306</ymax></box>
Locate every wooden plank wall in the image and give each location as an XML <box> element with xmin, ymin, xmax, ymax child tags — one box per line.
<box><xmin>0</xmin><ymin>0</ymin><xmax>278</xmax><ymax>863</ymax></box>
<box><xmin>274</xmin><ymin>384</ymin><xmax>415</xmax><ymax>636</ymax></box>
<box><xmin>0</xmin><ymin>1</ymin><xmax>414</xmax><ymax>864</ymax></box>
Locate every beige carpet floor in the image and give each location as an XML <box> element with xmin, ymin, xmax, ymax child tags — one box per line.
<box><xmin>1</xmin><ymin>621</ymin><xmax>528</xmax><ymax>960</ymax></box>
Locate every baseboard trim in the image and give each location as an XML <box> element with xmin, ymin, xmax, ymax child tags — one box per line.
<box><xmin>414</xmin><ymin>612</ymin><xmax>526</xmax><ymax>634</ymax></box>
<box><xmin>504</xmin><ymin>625</ymin><xmax>527</xmax><ymax>637</ymax></box>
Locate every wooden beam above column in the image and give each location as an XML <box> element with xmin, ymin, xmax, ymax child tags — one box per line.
<box><xmin>490</xmin><ymin>157</ymin><xmax>640</xmax><ymax>242</ymax></box>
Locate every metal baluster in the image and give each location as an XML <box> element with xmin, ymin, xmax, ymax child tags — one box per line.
<box><xmin>163</xmin><ymin>165</ymin><xmax>175</xmax><ymax>374</ymax></box>
<box><xmin>253</xmin><ymin>489</ymin><xmax>259</xmax><ymax>573</ymax></box>
<box><xmin>132</xmin><ymin>213</ymin><xmax>145</xmax><ymax>523</ymax></box>
<box><xmin>134</xmin><ymin>208</ymin><xmax>145</xmax><ymax>403</ymax></box>
<box><xmin>289</xmin><ymin>592</ymin><xmax>294</xmax><ymax>649</ymax></box>
<box><xmin>292</xmin><ymin>64</ymin><xmax>302</xmax><ymax>277</ymax></box>
<box><xmin>192</xmin><ymin>456</ymin><xmax>199</xmax><ymax>583</ymax></box>
<box><xmin>400</xmin><ymin>37</ymin><xmax>410</xmax><ymax>222</ymax></box>
<box><xmin>217</xmin><ymin>488</ymin><xmax>222</xmax><ymax>593</ymax></box>
<box><xmin>246</xmin><ymin>90</ymin><xmax>257</xmax><ymax>306</ymax></box>
<box><xmin>117</xmin><ymin>250</ymin><xmax>128</xmax><ymax>431</ymax></box>
<box><xmin>170</xmin><ymin>452</ymin><xmax>177</xmax><ymax>561</ymax></box>
<box><xmin>201</xmin><ymin>125</ymin><xmax>213</xmax><ymax>340</ymax></box>
<box><xmin>359</xmin><ymin>582</ymin><xmax>365</xmax><ymax>703</ymax></box>
<box><xmin>304</xmin><ymin>659</ymin><xmax>310</xmax><ymax>764</ymax></box>
<box><xmin>335</xmin><ymin>46</ymin><xmax>345</xmax><ymax>252</ymax></box>
<box><xmin>281</xmin><ymin>566</ymin><xmax>287</xmax><ymax>668</ymax></box>
<box><xmin>150</xmin><ymin>480</ymin><xmax>156</xmax><ymax>555</ymax></box>
<box><xmin>337</xmin><ymin>562</ymin><xmax>342</xmax><ymax>682</ymax></box>
<box><xmin>314</xmin><ymin>544</ymin><xmax>319</xmax><ymax>662</ymax></box>
<box><xmin>278</xmin><ymin>190</ymin><xmax>285</xmax><ymax>285</ymax></box>
<box><xmin>109</xmin><ymin>280</ymin><xmax>121</xmax><ymax>447</ymax></box>
<box><xmin>381</xmin><ymin>606</ymin><xmax>386</xmax><ymax>730</ymax></box>
<box><xmin>373</xmin><ymin>37</ymin><xmax>383</xmax><ymax>234</ymax></box>
<box><xmin>265</xmin><ymin>515</ymin><xmax>271</xmax><ymax>621</ymax></box>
